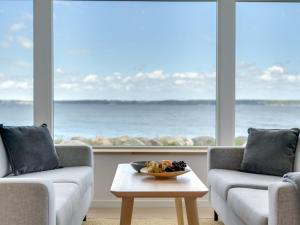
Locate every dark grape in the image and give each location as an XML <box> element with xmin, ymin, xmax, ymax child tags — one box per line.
<box><xmin>165</xmin><ymin>166</ymin><xmax>175</xmax><ymax>172</ymax></box>
<box><xmin>172</xmin><ymin>161</ymin><xmax>187</xmax><ymax>171</ymax></box>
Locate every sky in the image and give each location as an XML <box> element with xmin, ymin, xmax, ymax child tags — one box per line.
<box><xmin>0</xmin><ymin>1</ymin><xmax>299</xmax><ymax>100</ymax></box>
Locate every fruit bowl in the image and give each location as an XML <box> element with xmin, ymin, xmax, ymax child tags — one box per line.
<box><xmin>140</xmin><ymin>167</ymin><xmax>190</xmax><ymax>178</ymax></box>
<box><xmin>141</xmin><ymin>160</ymin><xmax>190</xmax><ymax>178</ymax></box>
<box><xmin>130</xmin><ymin>161</ymin><xmax>147</xmax><ymax>173</ymax></box>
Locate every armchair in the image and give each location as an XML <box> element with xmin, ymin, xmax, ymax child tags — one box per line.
<box><xmin>0</xmin><ymin>143</ymin><xmax>94</xmax><ymax>225</ymax></box>
<box><xmin>208</xmin><ymin>147</ymin><xmax>300</xmax><ymax>225</ymax></box>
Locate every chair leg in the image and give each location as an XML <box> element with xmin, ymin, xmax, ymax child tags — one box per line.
<box><xmin>214</xmin><ymin>211</ymin><xmax>218</xmax><ymax>221</ymax></box>
<box><xmin>83</xmin><ymin>216</ymin><xmax>87</xmax><ymax>221</ymax></box>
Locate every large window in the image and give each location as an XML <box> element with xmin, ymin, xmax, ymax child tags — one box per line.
<box><xmin>236</xmin><ymin>3</ymin><xmax>300</xmax><ymax>145</ymax></box>
<box><xmin>0</xmin><ymin>0</ymin><xmax>33</xmax><ymax>126</ymax></box>
<box><xmin>53</xmin><ymin>1</ymin><xmax>216</xmax><ymax>147</ymax></box>
<box><xmin>3</xmin><ymin>1</ymin><xmax>298</xmax><ymax>149</ymax></box>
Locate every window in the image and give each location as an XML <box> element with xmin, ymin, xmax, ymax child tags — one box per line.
<box><xmin>53</xmin><ymin>1</ymin><xmax>216</xmax><ymax>147</ymax></box>
<box><xmin>5</xmin><ymin>1</ymin><xmax>296</xmax><ymax>149</ymax></box>
<box><xmin>236</xmin><ymin>3</ymin><xmax>300</xmax><ymax>145</ymax></box>
<box><xmin>0</xmin><ymin>0</ymin><xmax>33</xmax><ymax>126</ymax></box>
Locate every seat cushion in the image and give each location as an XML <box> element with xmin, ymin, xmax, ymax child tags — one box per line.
<box><xmin>208</xmin><ymin>169</ymin><xmax>282</xmax><ymax>199</ymax></box>
<box><xmin>7</xmin><ymin>166</ymin><xmax>93</xmax><ymax>194</ymax></box>
<box><xmin>228</xmin><ymin>188</ymin><xmax>268</xmax><ymax>225</ymax></box>
<box><xmin>54</xmin><ymin>183</ymin><xmax>81</xmax><ymax>225</ymax></box>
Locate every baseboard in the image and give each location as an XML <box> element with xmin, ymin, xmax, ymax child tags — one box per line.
<box><xmin>91</xmin><ymin>199</ymin><xmax>211</xmax><ymax>208</ymax></box>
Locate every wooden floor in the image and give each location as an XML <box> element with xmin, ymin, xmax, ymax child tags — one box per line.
<box><xmin>88</xmin><ymin>207</ymin><xmax>214</xmax><ymax>220</ymax></box>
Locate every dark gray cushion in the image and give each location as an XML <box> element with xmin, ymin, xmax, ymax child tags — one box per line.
<box><xmin>241</xmin><ymin>128</ymin><xmax>300</xmax><ymax>176</ymax></box>
<box><xmin>0</xmin><ymin>124</ymin><xmax>59</xmax><ymax>175</ymax></box>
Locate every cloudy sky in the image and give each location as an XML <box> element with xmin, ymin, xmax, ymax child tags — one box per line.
<box><xmin>0</xmin><ymin>1</ymin><xmax>299</xmax><ymax>100</ymax></box>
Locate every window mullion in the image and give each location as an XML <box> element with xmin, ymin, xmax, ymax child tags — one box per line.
<box><xmin>216</xmin><ymin>0</ymin><xmax>236</xmax><ymax>146</ymax></box>
<box><xmin>33</xmin><ymin>0</ymin><xmax>54</xmax><ymax>134</ymax></box>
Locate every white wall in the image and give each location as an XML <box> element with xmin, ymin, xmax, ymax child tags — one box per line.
<box><xmin>91</xmin><ymin>152</ymin><xmax>209</xmax><ymax>208</ymax></box>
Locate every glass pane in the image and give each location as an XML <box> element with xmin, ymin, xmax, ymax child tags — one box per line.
<box><xmin>236</xmin><ymin>3</ymin><xmax>300</xmax><ymax>145</ymax></box>
<box><xmin>54</xmin><ymin>1</ymin><xmax>216</xmax><ymax>147</ymax></box>
<box><xmin>0</xmin><ymin>0</ymin><xmax>33</xmax><ymax>126</ymax></box>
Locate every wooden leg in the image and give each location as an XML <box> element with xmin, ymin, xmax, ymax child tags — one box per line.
<box><xmin>184</xmin><ymin>197</ymin><xmax>199</xmax><ymax>225</ymax></box>
<box><xmin>214</xmin><ymin>210</ymin><xmax>218</xmax><ymax>221</ymax></box>
<box><xmin>175</xmin><ymin>198</ymin><xmax>184</xmax><ymax>225</ymax></box>
<box><xmin>120</xmin><ymin>197</ymin><xmax>134</xmax><ymax>225</ymax></box>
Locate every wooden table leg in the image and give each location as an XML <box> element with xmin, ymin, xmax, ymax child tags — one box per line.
<box><xmin>120</xmin><ymin>197</ymin><xmax>134</xmax><ymax>225</ymax></box>
<box><xmin>175</xmin><ymin>198</ymin><xmax>184</xmax><ymax>225</ymax></box>
<box><xmin>184</xmin><ymin>197</ymin><xmax>199</xmax><ymax>225</ymax></box>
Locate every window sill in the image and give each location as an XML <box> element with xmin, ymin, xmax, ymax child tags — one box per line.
<box><xmin>92</xmin><ymin>146</ymin><xmax>209</xmax><ymax>154</ymax></box>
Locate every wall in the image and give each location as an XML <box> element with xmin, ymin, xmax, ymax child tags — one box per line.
<box><xmin>91</xmin><ymin>152</ymin><xmax>210</xmax><ymax>208</ymax></box>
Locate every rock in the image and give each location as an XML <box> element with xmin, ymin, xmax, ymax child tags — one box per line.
<box><xmin>58</xmin><ymin>135</ymin><xmax>219</xmax><ymax>147</ymax></box>
<box><xmin>192</xmin><ymin>136</ymin><xmax>215</xmax><ymax>146</ymax></box>
<box><xmin>92</xmin><ymin>136</ymin><xmax>113</xmax><ymax>146</ymax></box>
<box><xmin>148</xmin><ymin>139</ymin><xmax>162</xmax><ymax>146</ymax></box>
<box><xmin>136</xmin><ymin>137</ymin><xmax>162</xmax><ymax>146</ymax></box>
<box><xmin>70</xmin><ymin>136</ymin><xmax>92</xmax><ymax>145</ymax></box>
<box><xmin>135</xmin><ymin>137</ymin><xmax>150</xmax><ymax>145</ymax></box>
<box><xmin>174</xmin><ymin>137</ymin><xmax>194</xmax><ymax>146</ymax></box>
<box><xmin>111</xmin><ymin>136</ymin><xmax>145</xmax><ymax>146</ymax></box>
<box><xmin>121</xmin><ymin>138</ymin><xmax>146</xmax><ymax>146</ymax></box>
<box><xmin>62</xmin><ymin>139</ymin><xmax>86</xmax><ymax>145</ymax></box>
<box><xmin>111</xmin><ymin>136</ymin><xmax>131</xmax><ymax>145</ymax></box>
<box><xmin>158</xmin><ymin>137</ymin><xmax>194</xmax><ymax>146</ymax></box>
<box><xmin>158</xmin><ymin>137</ymin><xmax>176</xmax><ymax>146</ymax></box>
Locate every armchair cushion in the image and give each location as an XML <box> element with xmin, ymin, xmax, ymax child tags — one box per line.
<box><xmin>7</xmin><ymin>166</ymin><xmax>93</xmax><ymax>195</ymax></box>
<box><xmin>0</xmin><ymin>124</ymin><xmax>59</xmax><ymax>175</ymax></box>
<box><xmin>208</xmin><ymin>169</ymin><xmax>282</xmax><ymax>200</ymax></box>
<box><xmin>228</xmin><ymin>188</ymin><xmax>268</xmax><ymax>225</ymax></box>
<box><xmin>241</xmin><ymin>128</ymin><xmax>299</xmax><ymax>176</ymax></box>
<box><xmin>54</xmin><ymin>183</ymin><xmax>80</xmax><ymax>225</ymax></box>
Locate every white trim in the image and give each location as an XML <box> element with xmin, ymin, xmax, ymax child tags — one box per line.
<box><xmin>216</xmin><ymin>0</ymin><xmax>235</xmax><ymax>146</ymax></box>
<box><xmin>33</xmin><ymin>0</ymin><xmax>53</xmax><ymax>134</ymax></box>
<box><xmin>91</xmin><ymin>199</ymin><xmax>211</xmax><ymax>208</ymax></box>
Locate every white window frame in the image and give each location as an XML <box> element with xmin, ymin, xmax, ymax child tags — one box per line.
<box><xmin>216</xmin><ymin>0</ymin><xmax>235</xmax><ymax>146</ymax></box>
<box><xmin>33</xmin><ymin>0</ymin><xmax>299</xmax><ymax>148</ymax></box>
<box><xmin>34</xmin><ymin>0</ymin><xmax>53</xmax><ymax>134</ymax></box>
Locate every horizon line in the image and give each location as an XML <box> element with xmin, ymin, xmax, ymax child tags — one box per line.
<box><xmin>1</xmin><ymin>99</ymin><xmax>300</xmax><ymax>102</ymax></box>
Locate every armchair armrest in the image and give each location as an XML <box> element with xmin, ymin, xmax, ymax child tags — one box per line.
<box><xmin>55</xmin><ymin>144</ymin><xmax>93</xmax><ymax>167</ymax></box>
<box><xmin>0</xmin><ymin>178</ymin><xmax>55</xmax><ymax>225</ymax></box>
<box><xmin>269</xmin><ymin>182</ymin><xmax>300</xmax><ymax>225</ymax></box>
<box><xmin>208</xmin><ymin>147</ymin><xmax>244</xmax><ymax>170</ymax></box>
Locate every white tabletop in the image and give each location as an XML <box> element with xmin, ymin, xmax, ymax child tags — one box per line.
<box><xmin>110</xmin><ymin>163</ymin><xmax>208</xmax><ymax>198</ymax></box>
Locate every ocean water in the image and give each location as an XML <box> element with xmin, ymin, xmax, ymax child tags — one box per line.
<box><xmin>1</xmin><ymin>100</ymin><xmax>300</xmax><ymax>139</ymax></box>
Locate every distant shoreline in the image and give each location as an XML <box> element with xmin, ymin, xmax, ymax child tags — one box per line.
<box><xmin>1</xmin><ymin>99</ymin><xmax>300</xmax><ymax>105</ymax></box>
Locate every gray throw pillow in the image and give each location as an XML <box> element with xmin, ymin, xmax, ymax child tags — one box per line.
<box><xmin>241</xmin><ymin>128</ymin><xmax>300</xmax><ymax>176</ymax></box>
<box><xmin>0</xmin><ymin>124</ymin><xmax>59</xmax><ymax>175</ymax></box>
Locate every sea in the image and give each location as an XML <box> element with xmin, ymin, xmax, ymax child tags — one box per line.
<box><xmin>1</xmin><ymin>100</ymin><xmax>300</xmax><ymax>139</ymax></box>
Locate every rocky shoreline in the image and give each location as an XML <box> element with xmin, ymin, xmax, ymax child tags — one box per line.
<box><xmin>55</xmin><ymin>135</ymin><xmax>247</xmax><ymax>146</ymax></box>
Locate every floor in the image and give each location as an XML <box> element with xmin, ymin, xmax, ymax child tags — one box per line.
<box><xmin>88</xmin><ymin>207</ymin><xmax>214</xmax><ymax>220</ymax></box>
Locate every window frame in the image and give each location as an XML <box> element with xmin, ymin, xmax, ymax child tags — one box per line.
<box><xmin>33</xmin><ymin>0</ymin><xmax>300</xmax><ymax>149</ymax></box>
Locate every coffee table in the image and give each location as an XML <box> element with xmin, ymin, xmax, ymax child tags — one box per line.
<box><xmin>110</xmin><ymin>163</ymin><xmax>208</xmax><ymax>225</ymax></box>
